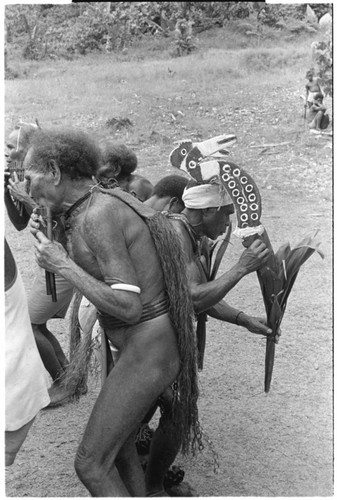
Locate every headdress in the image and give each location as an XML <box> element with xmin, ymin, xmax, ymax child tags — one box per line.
<box><xmin>169</xmin><ymin>133</ymin><xmax>264</xmax><ymax>238</ymax></box>
<box><xmin>182</xmin><ymin>183</ymin><xmax>232</xmax><ymax>209</ymax></box>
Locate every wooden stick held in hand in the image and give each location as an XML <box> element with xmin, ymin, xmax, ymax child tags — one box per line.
<box><xmin>46</xmin><ymin>207</ymin><xmax>57</xmax><ymax>302</ymax></box>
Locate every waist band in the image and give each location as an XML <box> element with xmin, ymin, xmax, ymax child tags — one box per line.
<box><xmin>97</xmin><ymin>297</ymin><xmax>168</xmax><ymax>330</ymax></box>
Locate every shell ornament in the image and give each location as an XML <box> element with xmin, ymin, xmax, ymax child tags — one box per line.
<box><xmin>169</xmin><ymin>133</ymin><xmax>264</xmax><ymax>239</ymax></box>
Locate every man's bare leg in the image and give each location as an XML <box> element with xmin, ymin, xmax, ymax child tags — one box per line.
<box><xmin>74</xmin><ymin>315</ymin><xmax>180</xmax><ymax>496</ymax></box>
<box><xmin>116</xmin><ymin>431</ymin><xmax>147</xmax><ymax>496</ymax></box>
<box><xmin>145</xmin><ymin>418</ymin><xmax>181</xmax><ymax>496</ymax></box>
<box><xmin>32</xmin><ymin>324</ymin><xmax>66</xmax><ymax>381</ymax></box>
<box><xmin>145</xmin><ymin>388</ymin><xmax>181</xmax><ymax>495</ymax></box>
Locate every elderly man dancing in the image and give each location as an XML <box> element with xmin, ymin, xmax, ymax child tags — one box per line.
<box><xmin>26</xmin><ymin>128</ymin><xmax>201</xmax><ymax>497</ymax></box>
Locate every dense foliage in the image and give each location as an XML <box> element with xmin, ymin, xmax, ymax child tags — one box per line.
<box><xmin>6</xmin><ymin>2</ymin><xmax>323</xmax><ymax>60</ymax></box>
<box><xmin>4</xmin><ymin>0</ymin><xmax>332</xmax><ymax>84</ymax></box>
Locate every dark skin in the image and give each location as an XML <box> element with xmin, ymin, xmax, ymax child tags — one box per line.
<box><xmin>307</xmin><ymin>96</ymin><xmax>327</xmax><ymax>130</ymax></box>
<box><xmin>305</xmin><ymin>74</ymin><xmax>321</xmax><ymax>108</ymax></box>
<box><xmin>5</xmin><ymin>239</ymin><xmax>16</xmax><ymax>290</ymax></box>
<box><xmin>27</xmin><ymin>155</ymin><xmax>181</xmax><ymax>496</ymax></box>
<box><xmin>144</xmin><ymin>203</ymin><xmax>271</xmax><ymax>495</ymax></box>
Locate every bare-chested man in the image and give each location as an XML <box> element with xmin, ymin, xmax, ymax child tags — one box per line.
<box><xmin>305</xmin><ymin>70</ymin><xmax>322</xmax><ymax>109</ymax></box>
<box><xmin>26</xmin><ymin>129</ymin><xmax>201</xmax><ymax>496</ymax></box>
<box><xmin>144</xmin><ymin>181</ymin><xmax>271</xmax><ymax>495</ymax></box>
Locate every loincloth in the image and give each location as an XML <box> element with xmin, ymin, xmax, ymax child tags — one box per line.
<box><xmin>28</xmin><ymin>267</ymin><xmax>74</xmax><ymax>323</ymax></box>
<box><xmin>307</xmin><ymin>91</ymin><xmax>316</xmax><ymax>103</ymax></box>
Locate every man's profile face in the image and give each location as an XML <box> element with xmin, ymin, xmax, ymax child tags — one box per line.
<box><xmin>6</xmin><ymin>129</ymin><xmax>26</xmax><ymax>162</ymax></box>
<box><xmin>23</xmin><ymin>150</ymin><xmax>62</xmax><ymax>210</ymax></box>
<box><xmin>202</xmin><ymin>204</ymin><xmax>233</xmax><ymax>240</ymax></box>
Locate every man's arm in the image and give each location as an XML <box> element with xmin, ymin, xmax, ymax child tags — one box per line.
<box><xmin>5</xmin><ymin>190</ymin><xmax>30</xmax><ymax>230</ymax></box>
<box><xmin>8</xmin><ymin>174</ymin><xmax>37</xmax><ymax>212</ymax></box>
<box><xmin>173</xmin><ymin>221</ymin><xmax>269</xmax><ymax>314</ymax></box>
<box><xmin>30</xmin><ymin>209</ymin><xmax>143</xmax><ymax>324</ymax></box>
<box><xmin>207</xmin><ymin>300</ymin><xmax>271</xmax><ymax>336</ymax></box>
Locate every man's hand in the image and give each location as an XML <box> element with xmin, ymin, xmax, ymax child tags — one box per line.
<box><xmin>33</xmin><ymin>230</ymin><xmax>69</xmax><ymax>274</ymax></box>
<box><xmin>239</xmin><ymin>313</ymin><xmax>281</xmax><ymax>339</ymax></box>
<box><xmin>29</xmin><ymin>211</ymin><xmax>45</xmax><ymax>236</ymax></box>
<box><xmin>239</xmin><ymin>314</ymin><xmax>271</xmax><ymax>336</ymax></box>
<box><xmin>8</xmin><ymin>172</ymin><xmax>32</xmax><ymax>204</ymax></box>
<box><xmin>4</xmin><ymin>166</ymin><xmax>10</xmax><ymax>193</ymax></box>
<box><xmin>238</xmin><ymin>239</ymin><xmax>270</xmax><ymax>274</ymax></box>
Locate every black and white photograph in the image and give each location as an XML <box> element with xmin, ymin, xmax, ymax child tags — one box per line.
<box><xmin>4</xmin><ymin>1</ymin><xmax>333</xmax><ymax>497</ymax></box>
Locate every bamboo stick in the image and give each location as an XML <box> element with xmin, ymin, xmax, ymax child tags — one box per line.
<box><xmin>46</xmin><ymin>207</ymin><xmax>57</xmax><ymax>302</ymax></box>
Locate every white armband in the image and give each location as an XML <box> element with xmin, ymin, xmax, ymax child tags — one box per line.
<box><xmin>110</xmin><ymin>283</ymin><xmax>141</xmax><ymax>294</ymax></box>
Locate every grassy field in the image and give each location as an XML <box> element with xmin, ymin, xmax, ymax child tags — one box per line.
<box><xmin>5</xmin><ymin>25</ymin><xmax>332</xmax><ymax>198</ymax></box>
<box><xmin>5</xmin><ymin>24</ymin><xmax>333</xmax><ymax>497</ymax></box>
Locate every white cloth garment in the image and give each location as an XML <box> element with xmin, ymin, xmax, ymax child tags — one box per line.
<box><xmin>6</xmin><ymin>270</ymin><xmax>50</xmax><ymax>431</ymax></box>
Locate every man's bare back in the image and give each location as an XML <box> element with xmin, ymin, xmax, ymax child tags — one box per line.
<box><xmin>66</xmin><ymin>188</ymin><xmax>164</xmax><ymax>304</ymax></box>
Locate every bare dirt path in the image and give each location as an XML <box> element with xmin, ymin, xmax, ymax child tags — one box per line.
<box><xmin>5</xmin><ymin>186</ymin><xmax>332</xmax><ymax>497</ymax></box>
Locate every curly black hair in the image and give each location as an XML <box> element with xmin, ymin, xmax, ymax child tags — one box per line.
<box><xmin>153</xmin><ymin>174</ymin><xmax>188</xmax><ymax>201</ymax></box>
<box><xmin>100</xmin><ymin>141</ymin><xmax>138</xmax><ymax>179</ymax></box>
<box><xmin>25</xmin><ymin>129</ymin><xmax>101</xmax><ymax>180</ymax></box>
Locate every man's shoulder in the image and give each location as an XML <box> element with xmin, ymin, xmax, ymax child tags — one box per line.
<box><xmin>167</xmin><ymin>214</ymin><xmax>198</xmax><ymax>252</ymax></box>
<box><xmin>80</xmin><ymin>190</ymin><xmax>125</xmax><ymax>224</ymax></box>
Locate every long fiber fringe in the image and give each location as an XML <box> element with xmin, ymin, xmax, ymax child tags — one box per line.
<box><xmin>147</xmin><ymin>212</ymin><xmax>203</xmax><ymax>456</ymax></box>
<box><xmin>61</xmin><ymin>289</ymin><xmax>92</xmax><ymax>398</ymax></box>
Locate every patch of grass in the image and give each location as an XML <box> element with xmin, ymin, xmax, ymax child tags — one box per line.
<box><xmin>5</xmin><ymin>26</ymin><xmax>331</xmax><ymax>189</ymax></box>
<box><xmin>241</xmin><ymin>46</ymin><xmax>309</xmax><ymax>73</ymax></box>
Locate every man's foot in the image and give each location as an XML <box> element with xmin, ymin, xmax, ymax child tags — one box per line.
<box><xmin>163</xmin><ymin>465</ymin><xmax>185</xmax><ymax>489</ymax></box>
<box><xmin>136</xmin><ymin>423</ymin><xmax>154</xmax><ymax>455</ymax></box>
<box><xmin>166</xmin><ymin>481</ymin><xmax>198</xmax><ymax>497</ymax></box>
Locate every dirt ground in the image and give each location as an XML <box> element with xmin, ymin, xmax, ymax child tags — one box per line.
<box><xmin>4</xmin><ymin>76</ymin><xmax>333</xmax><ymax>496</ymax></box>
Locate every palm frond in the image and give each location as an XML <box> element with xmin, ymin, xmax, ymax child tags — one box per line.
<box><xmin>275</xmin><ymin>242</ymin><xmax>291</xmax><ymax>262</ymax></box>
<box><xmin>253</xmin><ymin>228</ymin><xmax>323</xmax><ymax>392</ymax></box>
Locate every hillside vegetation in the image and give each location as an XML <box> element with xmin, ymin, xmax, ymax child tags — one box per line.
<box><xmin>5</xmin><ymin>2</ymin><xmax>332</xmax><ymax>205</ymax></box>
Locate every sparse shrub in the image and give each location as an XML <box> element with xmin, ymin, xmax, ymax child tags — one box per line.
<box><xmin>170</xmin><ymin>19</ymin><xmax>197</xmax><ymax>57</ymax></box>
<box><xmin>5</xmin><ymin>67</ymin><xmax>20</xmax><ymax>80</ymax></box>
<box><xmin>312</xmin><ymin>38</ymin><xmax>332</xmax><ymax>96</ymax></box>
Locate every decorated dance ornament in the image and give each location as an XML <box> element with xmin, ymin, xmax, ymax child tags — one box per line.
<box><xmin>169</xmin><ymin>133</ymin><xmax>264</xmax><ymax>239</ymax></box>
<box><xmin>170</xmin><ymin>134</ymin><xmax>324</xmax><ymax>393</ymax></box>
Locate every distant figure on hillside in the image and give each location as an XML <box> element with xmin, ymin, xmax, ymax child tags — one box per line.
<box><xmin>305</xmin><ymin>70</ymin><xmax>322</xmax><ymax>109</ymax></box>
<box><xmin>307</xmin><ymin>93</ymin><xmax>329</xmax><ymax>131</ymax></box>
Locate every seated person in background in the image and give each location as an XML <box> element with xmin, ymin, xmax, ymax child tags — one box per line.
<box><xmin>305</xmin><ymin>70</ymin><xmax>322</xmax><ymax>109</ymax></box>
<box><xmin>97</xmin><ymin>141</ymin><xmax>154</xmax><ymax>201</ymax></box>
<box><xmin>307</xmin><ymin>93</ymin><xmax>329</xmax><ymax>130</ymax></box>
<box><xmin>5</xmin><ymin>239</ymin><xmax>50</xmax><ymax>466</ymax></box>
<box><xmin>145</xmin><ymin>174</ymin><xmax>188</xmax><ymax>213</ymax></box>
